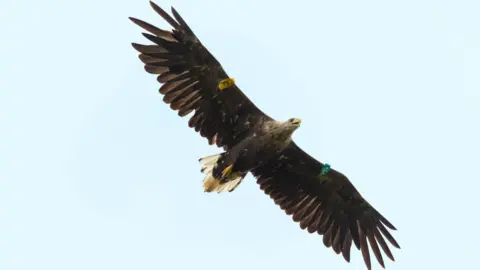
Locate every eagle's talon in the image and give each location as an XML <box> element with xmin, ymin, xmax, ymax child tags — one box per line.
<box><xmin>221</xmin><ymin>164</ymin><xmax>233</xmax><ymax>178</ymax></box>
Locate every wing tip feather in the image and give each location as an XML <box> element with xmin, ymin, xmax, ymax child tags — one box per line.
<box><xmin>149</xmin><ymin>1</ymin><xmax>180</xmax><ymax>29</ymax></box>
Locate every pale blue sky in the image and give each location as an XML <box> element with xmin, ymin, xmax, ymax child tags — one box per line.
<box><xmin>1</xmin><ymin>0</ymin><xmax>479</xmax><ymax>269</ymax></box>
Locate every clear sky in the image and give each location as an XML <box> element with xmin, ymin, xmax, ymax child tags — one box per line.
<box><xmin>1</xmin><ymin>0</ymin><xmax>479</xmax><ymax>269</ymax></box>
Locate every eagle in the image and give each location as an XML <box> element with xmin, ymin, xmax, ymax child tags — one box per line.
<box><xmin>129</xmin><ymin>2</ymin><xmax>400</xmax><ymax>269</ymax></box>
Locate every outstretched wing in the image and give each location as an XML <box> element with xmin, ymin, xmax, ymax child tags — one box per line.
<box><xmin>251</xmin><ymin>142</ymin><xmax>400</xmax><ymax>270</ymax></box>
<box><xmin>130</xmin><ymin>1</ymin><xmax>272</xmax><ymax>150</ymax></box>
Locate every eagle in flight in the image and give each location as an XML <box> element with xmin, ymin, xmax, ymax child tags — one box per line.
<box><xmin>129</xmin><ymin>2</ymin><xmax>400</xmax><ymax>269</ymax></box>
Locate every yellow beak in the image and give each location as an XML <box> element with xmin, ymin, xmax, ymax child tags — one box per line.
<box><xmin>292</xmin><ymin>118</ymin><xmax>302</xmax><ymax>125</ymax></box>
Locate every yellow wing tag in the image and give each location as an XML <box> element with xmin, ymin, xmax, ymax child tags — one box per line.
<box><xmin>217</xmin><ymin>78</ymin><xmax>235</xmax><ymax>91</ymax></box>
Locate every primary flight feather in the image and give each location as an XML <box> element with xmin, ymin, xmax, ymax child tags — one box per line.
<box><xmin>129</xmin><ymin>2</ymin><xmax>400</xmax><ymax>269</ymax></box>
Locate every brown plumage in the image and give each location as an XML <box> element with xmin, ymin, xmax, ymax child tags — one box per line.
<box><xmin>129</xmin><ymin>2</ymin><xmax>400</xmax><ymax>269</ymax></box>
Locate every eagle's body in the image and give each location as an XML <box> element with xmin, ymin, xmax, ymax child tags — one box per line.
<box><xmin>201</xmin><ymin>118</ymin><xmax>301</xmax><ymax>192</ymax></box>
<box><xmin>129</xmin><ymin>2</ymin><xmax>401</xmax><ymax>270</ymax></box>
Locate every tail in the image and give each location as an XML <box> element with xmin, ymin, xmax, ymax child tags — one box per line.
<box><xmin>199</xmin><ymin>153</ymin><xmax>246</xmax><ymax>193</ymax></box>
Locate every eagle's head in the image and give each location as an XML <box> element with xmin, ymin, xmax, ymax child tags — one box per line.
<box><xmin>268</xmin><ymin>118</ymin><xmax>302</xmax><ymax>141</ymax></box>
<box><xmin>279</xmin><ymin>117</ymin><xmax>302</xmax><ymax>135</ymax></box>
<box><xmin>286</xmin><ymin>117</ymin><xmax>302</xmax><ymax>128</ymax></box>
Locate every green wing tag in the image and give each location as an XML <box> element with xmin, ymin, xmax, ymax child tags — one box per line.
<box><xmin>320</xmin><ymin>164</ymin><xmax>331</xmax><ymax>176</ymax></box>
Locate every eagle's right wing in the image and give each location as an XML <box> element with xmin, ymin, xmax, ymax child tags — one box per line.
<box><xmin>130</xmin><ymin>1</ymin><xmax>273</xmax><ymax>150</ymax></box>
<box><xmin>251</xmin><ymin>142</ymin><xmax>400</xmax><ymax>270</ymax></box>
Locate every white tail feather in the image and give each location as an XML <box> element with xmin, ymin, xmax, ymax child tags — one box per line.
<box><xmin>199</xmin><ymin>153</ymin><xmax>244</xmax><ymax>193</ymax></box>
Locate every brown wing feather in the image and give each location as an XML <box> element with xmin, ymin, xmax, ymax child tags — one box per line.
<box><xmin>130</xmin><ymin>1</ymin><xmax>272</xmax><ymax>150</ymax></box>
<box><xmin>251</xmin><ymin>142</ymin><xmax>400</xmax><ymax>270</ymax></box>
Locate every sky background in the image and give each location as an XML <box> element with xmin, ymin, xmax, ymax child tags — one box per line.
<box><xmin>1</xmin><ymin>0</ymin><xmax>479</xmax><ymax>269</ymax></box>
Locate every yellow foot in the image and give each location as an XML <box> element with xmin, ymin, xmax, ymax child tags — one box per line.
<box><xmin>221</xmin><ymin>164</ymin><xmax>233</xmax><ymax>178</ymax></box>
<box><xmin>217</xmin><ymin>78</ymin><xmax>235</xmax><ymax>91</ymax></box>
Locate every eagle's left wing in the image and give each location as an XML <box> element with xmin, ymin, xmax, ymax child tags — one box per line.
<box><xmin>130</xmin><ymin>1</ymin><xmax>273</xmax><ymax>150</ymax></box>
<box><xmin>251</xmin><ymin>142</ymin><xmax>400</xmax><ymax>270</ymax></box>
